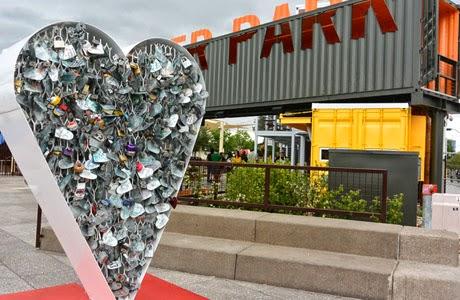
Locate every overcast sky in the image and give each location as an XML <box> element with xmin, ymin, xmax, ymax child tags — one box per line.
<box><xmin>2</xmin><ymin>0</ymin><xmax>459</xmax><ymax>50</ymax></box>
<box><xmin>2</xmin><ymin>0</ymin><xmax>460</xmax><ymax>148</ymax></box>
<box><xmin>0</xmin><ymin>0</ymin><xmax>325</xmax><ymax>50</ymax></box>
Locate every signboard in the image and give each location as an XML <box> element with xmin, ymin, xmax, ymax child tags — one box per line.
<box><xmin>185</xmin><ymin>0</ymin><xmax>423</xmax><ymax>116</ymax></box>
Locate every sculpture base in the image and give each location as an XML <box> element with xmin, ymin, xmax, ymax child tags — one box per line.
<box><xmin>0</xmin><ymin>274</ymin><xmax>207</xmax><ymax>300</ymax></box>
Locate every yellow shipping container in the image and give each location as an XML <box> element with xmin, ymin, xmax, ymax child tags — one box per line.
<box><xmin>311</xmin><ymin>104</ymin><xmax>426</xmax><ymax>181</ymax></box>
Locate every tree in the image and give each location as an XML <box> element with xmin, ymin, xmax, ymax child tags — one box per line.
<box><xmin>226</xmin><ymin>130</ymin><xmax>254</xmax><ymax>152</ymax></box>
<box><xmin>193</xmin><ymin>127</ymin><xmax>254</xmax><ymax>154</ymax></box>
<box><xmin>447</xmin><ymin>139</ymin><xmax>456</xmax><ymax>154</ymax></box>
<box><xmin>447</xmin><ymin>152</ymin><xmax>460</xmax><ymax>169</ymax></box>
<box><xmin>194</xmin><ymin>127</ymin><xmax>212</xmax><ymax>153</ymax></box>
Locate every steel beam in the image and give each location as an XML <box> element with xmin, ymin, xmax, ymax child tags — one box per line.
<box><xmin>430</xmin><ymin>109</ymin><xmax>446</xmax><ymax>191</ymax></box>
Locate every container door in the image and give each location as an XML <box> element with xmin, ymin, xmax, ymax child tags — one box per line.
<box><xmin>420</xmin><ymin>0</ymin><xmax>438</xmax><ymax>85</ymax></box>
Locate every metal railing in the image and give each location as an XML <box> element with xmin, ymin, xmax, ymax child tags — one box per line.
<box><xmin>435</xmin><ymin>54</ymin><xmax>459</xmax><ymax>97</ymax></box>
<box><xmin>179</xmin><ymin>161</ymin><xmax>388</xmax><ymax>223</ymax></box>
<box><xmin>0</xmin><ymin>159</ymin><xmax>21</xmax><ymax>176</ymax></box>
<box><xmin>33</xmin><ymin>161</ymin><xmax>388</xmax><ymax>248</ymax></box>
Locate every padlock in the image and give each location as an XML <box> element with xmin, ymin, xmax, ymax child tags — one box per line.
<box><xmin>130</xmin><ymin>63</ymin><xmax>141</xmax><ymax>76</ymax></box>
<box><xmin>74</xmin><ymin>161</ymin><xmax>84</xmax><ymax>174</ymax></box>
<box><xmin>181</xmin><ymin>57</ymin><xmax>192</xmax><ymax>69</ymax></box>
<box><xmin>119</xmin><ymin>153</ymin><xmax>128</xmax><ymax>165</ymax></box>
<box><xmin>14</xmin><ymin>79</ymin><xmax>22</xmax><ymax>93</ymax></box>
<box><xmin>82</xmin><ymin>84</ymin><xmax>90</xmax><ymax>95</ymax></box>
<box><xmin>49</xmin><ymin>95</ymin><xmax>61</xmax><ymax>106</ymax></box>
<box><xmin>60</xmin><ymin>44</ymin><xmax>77</xmax><ymax>60</ymax></box>
<box><xmin>53</xmin><ymin>36</ymin><xmax>65</xmax><ymax>49</ymax></box>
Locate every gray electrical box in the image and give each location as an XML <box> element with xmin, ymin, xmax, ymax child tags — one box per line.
<box><xmin>329</xmin><ymin>150</ymin><xmax>419</xmax><ymax>226</ymax></box>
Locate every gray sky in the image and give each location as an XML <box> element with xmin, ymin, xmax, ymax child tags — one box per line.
<box><xmin>2</xmin><ymin>0</ymin><xmax>459</xmax><ymax>50</ymax></box>
<box><xmin>0</xmin><ymin>0</ymin><xmax>317</xmax><ymax>50</ymax></box>
<box><xmin>2</xmin><ymin>0</ymin><xmax>460</xmax><ymax>149</ymax></box>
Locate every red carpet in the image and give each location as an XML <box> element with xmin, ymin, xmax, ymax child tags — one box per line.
<box><xmin>0</xmin><ymin>274</ymin><xmax>207</xmax><ymax>300</ymax></box>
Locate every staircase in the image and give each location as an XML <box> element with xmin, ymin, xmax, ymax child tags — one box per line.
<box><xmin>41</xmin><ymin>205</ymin><xmax>460</xmax><ymax>300</ymax></box>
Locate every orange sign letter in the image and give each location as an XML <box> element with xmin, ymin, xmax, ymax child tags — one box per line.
<box><xmin>329</xmin><ymin>0</ymin><xmax>342</xmax><ymax>5</ymax></box>
<box><xmin>187</xmin><ymin>44</ymin><xmax>209</xmax><ymax>70</ymax></box>
<box><xmin>305</xmin><ymin>0</ymin><xmax>318</xmax><ymax>12</ymax></box>
<box><xmin>273</xmin><ymin>3</ymin><xmax>291</xmax><ymax>21</ymax></box>
<box><xmin>260</xmin><ymin>22</ymin><xmax>294</xmax><ymax>58</ymax></box>
<box><xmin>351</xmin><ymin>0</ymin><xmax>398</xmax><ymax>40</ymax></box>
<box><xmin>171</xmin><ymin>35</ymin><xmax>186</xmax><ymax>45</ymax></box>
<box><xmin>233</xmin><ymin>15</ymin><xmax>260</xmax><ymax>32</ymax></box>
<box><xmin>301</xmin><ymin>10</ymin><xmax>341</xmax><ymax>49</ymax></box>
<box><xmin>229</xmin><ymin>30</ymin><xmax>257</xmax><ymax>65</ymax></box>
<box><xmin>191</xmin><ymin>29</ymin><xmax>213</xmax><ymax>44</ymax></box>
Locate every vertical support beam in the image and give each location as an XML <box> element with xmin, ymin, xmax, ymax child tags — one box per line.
<box><xmin>430</xmin><ymin>109</ymin><xmax>446</xmax><ymax>191</ymax></box>
<box><xmin>219</xmin><ymin>122</ymin><xmax>224</xmax><ymax>154</ymax></box>
<box><xmin>263</xmin><ymin>166</ymin><xmax>271</xmax><ymax>211</ymax></box>
<box><xmin>264</xmin><ymin>138</ymin><xmax>268</xmax><ymax>162</ymax></box>
<box><xmin>272</xmin><ymin>139</ymin><xmax>276</xmax><ymax>163</ymax></box>
<box><xmin>35</xmin><ymin>205</ymin><xmax>42</xmax><ymax>248</ymax></box>
<box><xmin>300</xmin><ymin>135</ymin><xmax>306</xmax><ymax>166</ymax></box>
<box><xmin>291</xmin><ymin>134</ymin><xmax>296</xmax><ymax>166</ymax></box>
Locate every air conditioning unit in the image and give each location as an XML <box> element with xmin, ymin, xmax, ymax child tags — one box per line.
<box><xmin>432</xmin><ymin>194</ymin><xmax>460</xmax><ymax>234</ymax></box>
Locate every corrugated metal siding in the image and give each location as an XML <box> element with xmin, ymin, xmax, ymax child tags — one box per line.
<box><xmin>188</xmin><ymin>0</ymin><xmax>422</xmax><ymax>113</ymax></box>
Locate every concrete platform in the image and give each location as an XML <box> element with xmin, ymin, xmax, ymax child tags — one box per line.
<box><xmin>4</xmin><ymin>177</ymin><xmax>460</xmax><ymax>299</ymax></box>
<box><xmin>38</xmin><ymin>204</ymin><xmax>460</xmax><ymax>299</ymax></box>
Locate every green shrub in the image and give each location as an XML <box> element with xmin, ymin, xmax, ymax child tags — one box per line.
<box><xmin>370</xmin><ymin>193</ymin><xmax>404</xmax><ymax>224</ymax></box>
<box><xmin>226</xmin><ymin>166</ymin><xmax>264</xmax><ymax>203</ymax></box>
<box><xmin>223</xmin><ymin>165</ymin><xmax>404</xmax><ymax>224</ymax></box>
<box><xmin>269</xmin><ymin>169</ymin><xmax>309</xmax><ymax>206</ymax></box>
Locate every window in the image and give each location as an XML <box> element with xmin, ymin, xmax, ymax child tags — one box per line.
<box><xmin>320</xmin><ymin>148</ymin><xmax>329</xmax><ymax>161</ymax></box>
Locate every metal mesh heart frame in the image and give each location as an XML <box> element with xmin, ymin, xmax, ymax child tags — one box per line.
<box><xmin>13</xmin><ymin>22</ymin><xmax>207</xmax><ymax>299</ymax></box>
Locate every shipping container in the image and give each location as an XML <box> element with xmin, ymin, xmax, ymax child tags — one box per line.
<box><xmin>310</xmin><ymin>103</ymin><xmax>427</xmax><ymax>181</ymax></box>
<box><xmin>186</xmin><ymin>0</ymin><xmax>460</xmax><ymax>117</ymax></box>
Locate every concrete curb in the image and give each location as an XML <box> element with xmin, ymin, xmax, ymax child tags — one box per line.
<box><xmin>39</xmin><ymin>206</ymin><xmax>460</xmax><ymax>299</ymax></box>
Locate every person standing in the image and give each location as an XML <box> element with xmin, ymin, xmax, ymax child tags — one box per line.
<box><xmin>207</xmin><ymin>148</ymin><xmax>214</xmax><ymax>182</ymax></box>
<box><xmin>241</xmin><ymin>150</ymin><xmax>248</xmax><ymax>163</ymax></box>
<box><xmin>232</xmin><ymin>151</ymin><xmax>242</xmax><ymax>163</ymax></box>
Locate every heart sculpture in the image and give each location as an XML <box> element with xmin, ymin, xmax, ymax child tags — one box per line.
<box><xmin>10</xmin><ymin>22</ymin><xmax>207</xmax><ymax>299</ymax></box>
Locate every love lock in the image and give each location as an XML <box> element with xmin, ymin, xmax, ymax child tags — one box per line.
<box><xmin>11</xmin><ymin>22</ymin><xmax>207</xmax><ymax>300</ymax></box>
<box><xmin>53</xmin><ymin>36</ymin><xmax>65</xmax><ymax>49</ymax></box>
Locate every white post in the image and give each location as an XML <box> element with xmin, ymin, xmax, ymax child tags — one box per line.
<box><xmin>264</xmin><ymin>138</ymin><xmax>268</xmax><ymax>162</ymax></box>
<box><xmin>254</xmin><ymin>118</ymin><xmax>258</xmax><ymax>158</ymax></box>
<box><xmin>219</xmin><ymin>121</ymin><xmax>224</xmax><ymax>153</ymax></box>
<box><xmin>272</xmin><ymin>139</ymin><xmax>276</xmax><ymax>163</ymax></box>
<box><xmin>291</xmin><ymin>134</ymin><xmax>296</xmax><ymax>166</ymax></box>
<box><xmin>299</xmin><ymin>135</ymin><xmax>306</xmax><ymax>166</ymax></box>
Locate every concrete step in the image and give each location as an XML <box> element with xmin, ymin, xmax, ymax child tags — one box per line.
<box><xmin>41</xmin><ymin>205</ymin><xmax>459</xmax><ymax>266</ymax></box>
<box><xmin>154</xmin><ymin>232</ymin><xmax>395</xmax><ymax>300</ymax></box>
<box><xmin>393</xmin><ymin>260</ymin><xmax>460</xmax><ymax>300</ymax></box>
<box><xmin>40</xmin><ymin>226</ymin><xmax>460</xmax><ymax>299</ymax></box>
<box><xmin>167</xmin><ymin>205</ymin><xmax>268</xmax><ymax>242</ymax></box>
<box><xmin>168</xmin><ymin>206</ymin><xmax>459</xmax><ymax>265</ymax></box>
<box><xmin>153</xmin><ymin>232</ymin><xmax>252</xmax><ymax>279</ymax></box>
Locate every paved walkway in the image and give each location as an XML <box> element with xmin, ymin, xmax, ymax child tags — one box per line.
<box><xmin>0</xmin><ymin>176</ymin><xmax>354</xmax><ymax>299</ymax></box>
